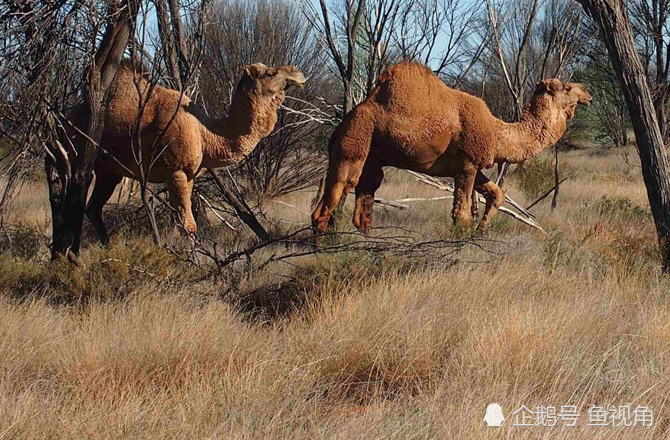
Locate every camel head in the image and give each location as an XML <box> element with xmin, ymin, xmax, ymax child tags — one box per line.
<box><xmin>225</xmin><ymin>63</ymin><xmax>306</xmax><ymax>140</ymax></box>
<box><xmin>241</xmin><ymin>63</ymin><xmax>306</xmax><ymax>105</ymax></box>
<box><xmin>534</xmin><ymin>79</ymin><xmax>592</xmax><ymax>119</ymax></box>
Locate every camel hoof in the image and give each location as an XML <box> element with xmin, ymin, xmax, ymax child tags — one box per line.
<box><xmin>311</xmin><ymin>224</ymin><xmax>326</xmax><ymax>251</ymax></box>
<box><xmin>452</xmin><ymin>216</ymin><xmax>473</xmax><ymax>233</ymax></box>
<box><xmin>172</xmin><ymin>223</ymin><xmax>198</xmax><ymax>239</ymax></box>
<box><xmin>353</xmin><ymin>217</ymin><xmax>372</xmax><ymax>235</ymax></box>
<box><xmin>312</xmin><ymin>233</ymin><xmax>324</xmax><ymax>252</ymax></box>
<box><xmin>474</xmin><ymin>223</ymin><xmax>490</xmax><ymax>236</ymax></box>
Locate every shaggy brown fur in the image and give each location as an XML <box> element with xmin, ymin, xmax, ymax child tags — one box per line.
<box><xmin>311</xmin><ymin>62</ymin><xmax>591</xmax><ymax>234</ymax></box>
<box><xmin>71</xmin><ymin>61</ymin><xmax>305</xmax><ymax>243</ymax></box>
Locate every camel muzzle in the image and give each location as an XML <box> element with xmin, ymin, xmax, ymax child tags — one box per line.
<box><xmin>279</xmin><ymin>66</ymin><xmax>306</xmax><ymax>89</ymax></box>
<box><xmin>287</xmin><ymin>75</ymin><xmax>306</xmax><ymax>89</ymax></box>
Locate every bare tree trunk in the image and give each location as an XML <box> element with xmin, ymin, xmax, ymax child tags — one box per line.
<box><xmin>312</xmin><ymin>0</ymin><xmax>365</xmax><ymax>117</ymax></box>
<box><xmin>154</xmin><ymin>0</ymin><xmax>182</xmax><ymax>89</ymax></box>
<box><xmin>46</xmin><ymin>0</ymin><xmax>139</xmax><ymax>260</ymax></box>
<box><xmin>139</xmin><ymin>181</ymin><xmax>161</xmax><ymax>244</ymax></box>
<box><xmin>655</xmin><ymin>94</ymin><xmax>668</xmax><ymax>140</ymax></box>
<box><xmin>167</xmin><ymin>0</ymin><xmax>190</xmax><ymax>81</ymax></box>
<box><xmin>578</xmin><ymin>0</ymin><xmax>670</xmax><ymax>272</ymax></box>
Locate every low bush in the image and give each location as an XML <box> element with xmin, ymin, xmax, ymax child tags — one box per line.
<box><xmin>596</xmin><ymin>195</ymin><xmax>650</xmax><ymax>221</ymax></box>
<box><xmin>511</xmin><ymin>156</ymin><xmax>573</xmax><ymax>200</ymax></box>
<box><xmin>0</xmin><ymin>226</ymin><xmax>47</xmax><ymax>260</ymax></box>
<box><xmin>0</xmin><ymin>238</ymin><xmax>201</xmax><ymax>304</ymax></box>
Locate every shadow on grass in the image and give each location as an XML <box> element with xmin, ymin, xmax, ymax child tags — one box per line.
<box><xmin>234</xmin><ymin>280</ymin><xmax>307</xmax><ymax>324</ymax></box>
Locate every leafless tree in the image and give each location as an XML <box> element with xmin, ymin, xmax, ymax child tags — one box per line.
<box><xmin>629</xmin><ymin>0</ymin><xmax>670</xmax><ymax>140</ymax></box>
<box><xmin>0</xmin><ymin>0</ymin><xmax>88</xmax><ymax>224</ymax></box>
<box><xmin>302</xmin><ymin>0</ymin><xmax>367</xmax><ymax>116</ymax></box>
<box><xmin>576</xmin><ymin>0</ymin><xmax>670</xmax><ymax>273</ymax></box>
<box><xmin>484</xmin><ymin>0</ymin><xmax>585</xmax><ymax>121</ymax></box>
<box><xmin>483</xmin><ymin>0</ymin><xmax>585</xmax><ymax>187</ymax></box>
<box><xmin>198</xmin><ymin>0</ymin><xmax>332</xmax><ymax>206</ymax></box>
<box><xmin>577</xmin><ymin>40</ymin><xmax>631</xmax><ymax>147</ymax></box>
<box><xmin>304</xmin><ymin>0</ymin><xmax>483</xmax><ymax>116</ymax></box>
<box><xmin>0</xmin><ymin>0</ymin><xmax>141</xmax><ymax>259</ymax></box>
<box><xmin>361</xmin><ymin>0</ymin><xmax>484</xmax><ymax>92</ymax></box>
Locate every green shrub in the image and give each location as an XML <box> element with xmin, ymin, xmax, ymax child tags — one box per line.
<box><xmin>511</xmin><ymin>156</ymin><xmax>572</xmax><ymax>200</ymax></box>
<box><xmin>596</xmin><ymin>196</ymin><xmax>650</xmax><ymax>221</ymax></box>
<box><xmin>0</xmin><ymin>239</ymin><xmax>200</xmax><ymax>304</ymax></box>
<box><xmin>0</xmin><ymin>254</ymin><xmax>47</xmax><ymax>297</ymax></box>
<box><xmin>0</xmin><ymin>226</ymin><xmax>47</xmax><ymax>261</ymax></box>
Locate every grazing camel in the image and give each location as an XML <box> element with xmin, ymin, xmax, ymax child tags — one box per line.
<box><xmin>71</xmin><ymin>61</ymin><xmax>305</xmax><ymax>244</ymax></box>
<box><xmin>311</xmin><ymin>62</ymin><xmax>591</xmax><ymax>234</ymax></box>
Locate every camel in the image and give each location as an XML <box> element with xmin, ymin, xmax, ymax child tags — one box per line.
<box><xmin>72</xmin><ymin>61</ymin><xmax>305</xmax><ymax>244</ymax></box>
<box><xmin>311</xmin><ymin>62</ymin><xmax>591</xmax><ymax>234</ymax></box>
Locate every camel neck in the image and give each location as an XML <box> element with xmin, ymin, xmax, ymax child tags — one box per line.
<box><xmin>200</xmin><ymin>91</ymin><xmax>283</xmax><ymax>169</ymax></box>
<box><xmin>494</xmin><ymin>96</ymin><xmax>566</xmax><ymax>164</ymax></box>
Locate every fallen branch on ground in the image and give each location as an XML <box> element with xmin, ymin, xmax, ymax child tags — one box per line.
<box><xmin>375</xmin><ymin>196</ymin><xmax>456</xmax><ymax>210</ymax></box>
<box><xmin>374</xmin><ymin>198</ymin><xmax>411</xmax><ymax>209</ymax></box>
<box><xmin>403</xmin><ymin>170</ymin><xmax>546</xmax><ymax>233</ymax></box>
<box><xmin>198</xmin><ymin>194</ymin><xmax>237</xmax><ymax>231</ymax></box>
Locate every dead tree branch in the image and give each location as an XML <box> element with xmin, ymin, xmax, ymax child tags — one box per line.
<box><xmin>405</xmin><ymin>170</ymin><xmax>546</xmax><ymax>233</ymax></box>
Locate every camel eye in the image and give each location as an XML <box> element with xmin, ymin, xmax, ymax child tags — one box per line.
<box><xmin>266</xmin><ymin>69</ymin><xmax>277</xmax><ymax>77</ymax></box>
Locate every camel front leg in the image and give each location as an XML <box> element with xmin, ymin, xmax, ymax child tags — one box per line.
<box><xmin>451</xmin><ymin>163</ymin><xmax>477</xmax><ymax>227</ymax></box>
<box><xmin>166</xmin><ymin>170</ymin><xmax>197</xmax><ymax>236</ymax></box>
<box><xmin>474</xmin><ymin>171</ymin><xmax>505</xmax><ymax>231</ymax></box>
<box><xmin>311</xmin><ymin>106</ymin><xmax>374</xmax><ymax>235</ymax></box>
<box><xmin>353</xmin><ymin>163</ymin><xmax>383</xmax><ymax>234</ymax></box>
<box><xmin>312</xmin><ymin>159</ymin><xmax>364</xmax><ymax>232</ymax></box>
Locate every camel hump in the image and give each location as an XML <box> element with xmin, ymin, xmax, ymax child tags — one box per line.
<box><xmin>375</xmin><ymin>62</ymin><xmax>443</xmax><ymax>110</ymax></box>
<box><xmin>378</xmin><ymin>62</ymin><xmax>434</xmax><ymax>84</ymax></box>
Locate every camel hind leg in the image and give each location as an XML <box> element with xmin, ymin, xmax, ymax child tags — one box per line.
<box><xmin>353</xmin><ymin>162</ymin><xmax>383</xmax><ymax>234</ymax></box>
<box><xmin>86</xmin><ymin>167</ymin><xmax>123</xmax><ymax>246</ymax></box>
<box><xmin>474</xmin><ymin>171</ymin><xmax>505</xmax><ymax>231</ymax></box>
<box><xmin>311</xmin><ymin>106</ymin><xmax>374</xmax><ymax>233</ymax></box>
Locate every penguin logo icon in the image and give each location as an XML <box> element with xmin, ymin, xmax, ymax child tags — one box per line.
<box><xmin>484</xmin><ymin>403</ymin><xmax>505</xmax><ymax>427</ymax></box>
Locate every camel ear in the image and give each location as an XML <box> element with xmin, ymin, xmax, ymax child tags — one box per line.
<box><xmin>245</xmin><ymin>63</ymin><xmax>268</xmax><ymax>79</ymax></box>
<box><xmin>535</xmin><ymin>79</ymin><xmax>563</xmax><ymax>96</ymax></box>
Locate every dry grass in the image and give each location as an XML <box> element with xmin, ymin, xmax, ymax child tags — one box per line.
<box><xmin>2</xmin><ymin>145</ymin><xmax>670</xmax><ymax>439</ymax></box>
